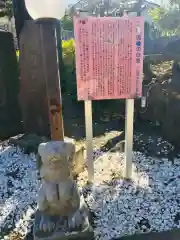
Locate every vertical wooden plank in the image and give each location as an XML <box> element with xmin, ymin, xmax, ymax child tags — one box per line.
<box><xmin>84</xmin><ymin>100</ymin><xmax>94</xmax><ymax>182</ymax></box>
<box><xmin>39</xmin><ymin>22</ymin><xmax>64</xmax><ymax>140</ymax></box>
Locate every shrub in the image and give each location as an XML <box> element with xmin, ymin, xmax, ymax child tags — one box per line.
<box><xmin>62</xmin><ymin>39</ymin><xmax>75</xmax><ymax>66</ymax></box>
<box><xmin>61</xmin><ymin>39</ymin><xmax>77</xmax><ymax>100</ymax></box>
<box><xmin>16</xmin><ymin>50</ymin><xmax>20</xmax><ymax>59</ymax></box>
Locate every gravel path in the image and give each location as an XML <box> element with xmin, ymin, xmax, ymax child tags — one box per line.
<box><xmin>78</xmin><ymin>150</ymin><xmax>180</xmax><ymax>240</ymax></box>
<box><xmin>0</xmin><ymin>146</ymin><xmax>37</xmax><ymax>240</ymax></box>
<box><xmin>0</xmin><ymin>135</ymin><xmax>180</xmax><ymax>240</ymax></box>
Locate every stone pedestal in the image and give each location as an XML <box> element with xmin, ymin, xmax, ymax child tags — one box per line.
<box><xmin>34</xmin><ymin>140</ymin><xmax>93</xmax><ymax>240</ymax></box>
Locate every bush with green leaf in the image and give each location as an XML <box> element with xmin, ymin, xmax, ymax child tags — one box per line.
<box><xmin>149</xmin><ymin>7</ymin><xmax>180</xmax><ymax>36</ymax></box>
<box><xmin>62</xmin><ymin>39</ymin><xmax>75</xmax><ymax>66</ymax></box>
<box><xmin>61</xmin><ymin>39</ymin><xmax>77</xmax><ymax>100</ymax></box>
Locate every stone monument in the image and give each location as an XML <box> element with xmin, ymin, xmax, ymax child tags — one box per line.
<box><xmin>0</xmin><ymin>30</ymin><xmax>22</xmax><ymax>139</ymax></box>
<box><xmin>34</xmin><ymin>140</ymin><xmax>93</xmax><ymax>240</ymax></box>
<box><xmin>19</xmin><ymin>21</ymin><xmax>50</xmax><ymax>137</ymax></box>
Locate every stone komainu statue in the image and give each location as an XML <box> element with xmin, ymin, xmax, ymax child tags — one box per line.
<box><xmin>34</xmin><ymin>141</ymin><xmax>93</xmax><ymax>240</ymax></box>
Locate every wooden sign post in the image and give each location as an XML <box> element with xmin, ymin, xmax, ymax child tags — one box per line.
<box><xmin>84</xmin><ymin>100</ymin><xmax>94</xmax><ymax>182</ymax></box>
<box><xmin>74</xmin><ymin>17</ymin><xmax>144</xmax><ymax>181</ymax></box>
<box><xmin>124</xmin><ymin>99</ymin><xmax>134</xmax><ymax>179</ymax></box>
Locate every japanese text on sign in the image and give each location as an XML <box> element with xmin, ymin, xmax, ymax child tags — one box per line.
<box><xmin>74</xmin><ymin>17</ymin><xmax>144</xmax><ymax>101</ymax></box>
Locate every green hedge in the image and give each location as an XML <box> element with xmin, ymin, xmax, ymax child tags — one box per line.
<box><xmin>61</xmin><ymin>39</ymin><xmax>77</xmax><ymax>100</ymax></box>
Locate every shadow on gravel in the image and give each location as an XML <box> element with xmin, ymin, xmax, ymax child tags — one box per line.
<box><xmin>114</xmin><ymin>228</ymin><xmax>180</xmax><ymax>240</ymax></box>
<box><xmin>92</xmin><ymin>120</ymin><xmax>180</xmax><ymax>162</ymax></box>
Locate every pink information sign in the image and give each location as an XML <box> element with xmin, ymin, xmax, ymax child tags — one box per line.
<box><xmin>74</xmin><ymin>17</ymin><xmax>144</xmax><ymax>101</ymax></box>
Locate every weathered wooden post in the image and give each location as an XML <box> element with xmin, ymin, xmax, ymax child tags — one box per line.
<box><xmin>19</xmin><ymin>20</ymin><xmax>64</xmax><ymax>139</ymax></box>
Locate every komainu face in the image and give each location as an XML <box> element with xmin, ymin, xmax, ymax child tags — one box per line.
<box><xmin>38</xmin><ymin>141</ymin><xmax>75</xmax><ymax>182</ymax></box>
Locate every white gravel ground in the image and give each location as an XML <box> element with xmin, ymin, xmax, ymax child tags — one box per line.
<box><xmin>0</xmin><ymin>146</ymin><xmax>37</xmax><ymax>239</ymax></box>
<box><xmin>1</xmin><ymin>142</ymin><xmax>180</xmax><ymax>240</ymax></box>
